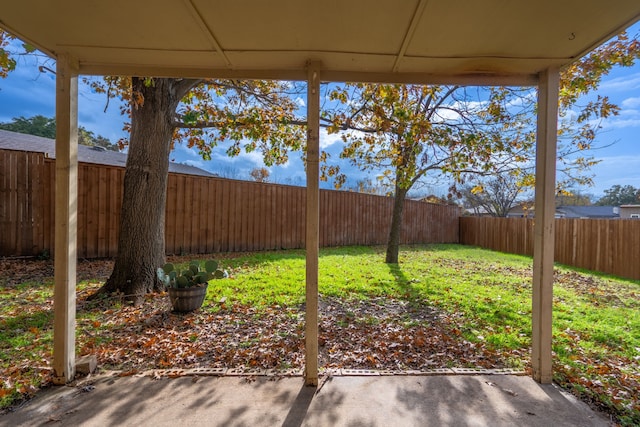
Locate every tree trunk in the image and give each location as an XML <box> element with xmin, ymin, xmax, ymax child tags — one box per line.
<box><xmin>96</xmin><ymin>78</ymin><xmax>187</xmax><ymax>304</ymax></box>
<box><xmin>385</xmin><ymin>182</ymin><xmax>408</xmax><ymax>264</ymax></box>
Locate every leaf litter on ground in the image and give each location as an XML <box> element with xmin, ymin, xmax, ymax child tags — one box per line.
<box><xmin>0</xmin><ymin>246</ymin><xmax>638</xmax><ymax>426</ymax></box>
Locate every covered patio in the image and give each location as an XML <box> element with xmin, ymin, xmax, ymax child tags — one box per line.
<box><xmin>0</xmin><ymin>369</ymin><xmax>611</xmax><ymax>426</ymax></box>
<box><xmin>1</xmin><ymin>0</ymin><xmax>639</xmax><ymax>391</ymax></box>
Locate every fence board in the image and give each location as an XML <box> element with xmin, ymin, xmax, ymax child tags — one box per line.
<box><xmin>460</xmin><ymin>216</ymin><xmax>640</xmax><ymax>281</ymax></box>
<box><xmin>1</xmin><ymin>149</ymin><xmax>460</xmax><ymax>259</ymax></box>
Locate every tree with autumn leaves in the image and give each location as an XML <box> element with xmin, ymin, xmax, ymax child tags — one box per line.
<box><xmin>322</xmin><ymin>33</ymin><xmax>640</xmax><ymax>263</ymax></box>
<box><xmin>0</xmin><ymin>31</ymin><xmax>16</xmax><ymax>78</ymax></box>
<box><xmin>323</xmin><ymin>84</ymin><xmax>507</xmax><ymax>263</ymax></box>
<box><xmin>87</xmin><ymin>77</ymin><xmax>305</xmax><ymax>303</ymax></box>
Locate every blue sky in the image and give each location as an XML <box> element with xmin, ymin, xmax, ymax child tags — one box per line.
<box><xmin>1</xmin><ymin>26</ymin><xmax>640</xmax><ymax>199</ymax></box>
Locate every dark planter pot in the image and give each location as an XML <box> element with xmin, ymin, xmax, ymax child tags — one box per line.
<box><xmin>168</xmin><ymin>284</ymin><xmax>208</xmax><ymax>312</ymax></box>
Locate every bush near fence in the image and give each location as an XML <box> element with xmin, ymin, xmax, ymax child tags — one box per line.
<box><xmin>0</xmin><ymin>149</ymin><xmax>460</xmax><ymax>258</ymax></box>
<box><xmin>460</xmin><ymin>216</ymin><xmax>640</xmax><ymax>281</ymax></box>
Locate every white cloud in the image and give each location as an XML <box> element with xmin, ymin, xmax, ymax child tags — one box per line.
<box><xmin>599</xmin><ymin>73</ymin><xmax>640</xmax><ymax>92</ymax></box>
<box><xmin>599</xmin><ymin>117</ymin><xmax>640</xmax><ymax>130</ymax></box>
<box><xmin>242</xmin><ymin>150</ymin><xmax>266</xmax><ymax>166</ymax></box>
<box><xmin>174</xmin><ymin>143</ymin><xmax>199</xmax><ymax>158</ymax></box>
<box><xmin>433</xmin><ymin>99</ymin><xmax>488</xmax><ymax>123</ymax></box>
<box><xmin>320</xmin><ymin>128</ymin><xmax>344</xmax><ymax>149</ymax></box>
<box><xmin>621</xmin><ymin>97</ymin><xmax>640</xmax><ymax>109</ymax></box>
<box><xmin>618</xmin><ymin>108</ymin><xmax>640</xmax><ymax>118</ymax></box>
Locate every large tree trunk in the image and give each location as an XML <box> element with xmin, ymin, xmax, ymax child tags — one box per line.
<box><xmin>96</xmin><ymin>78</ymin><xmax>192</xmax><ymax>304</ymax></box>
<box><xmin>385</xmin><ymin>182</ymin><xmax>408</xmax><ymax>264</ymax></box>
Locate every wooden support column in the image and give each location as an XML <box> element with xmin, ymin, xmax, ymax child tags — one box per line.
<box><xmin>52</xmin><ymin>53</ymin><xmax>79</xmax><ymax>384</ymax></box>
<box><xmin>305</xmin><ymin>61</ymin><xmax>321</xmax><ymax>386</ymax></box>
<box><xmin>531</xmin><ymin>67</ymin><xmax>559</xmax><ymax>384</ymax></box>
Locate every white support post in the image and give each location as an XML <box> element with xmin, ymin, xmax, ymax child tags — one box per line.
<box><xmin>531</xmin><ymin>67</ymin><xmax>559</xmax><ymax>384</ymax></box>
<box><xmin>305</xmin><ymin>61</ymin><xmax>321</xmax><ymax>386</ymax></box>
<box><xmin>52</xmin><ymin>53</ymin><xmax>79</xmax><ymax>384</ymax></box>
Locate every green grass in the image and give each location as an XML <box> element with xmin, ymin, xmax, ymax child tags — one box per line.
<box><xmin>204</xmin><ymin>244</ymin><xmax>639</xmax><ymax>424</ymax></box>
<box><xmin>214</xmin><ymin>244</ymin><xmax>637</xmax><ymax>362</ymax></box>
<box><xmin>1</xmin><ymin>244</ymin><xmax>638</xmax><ymax>424</ymax></box>
<box><xmin>210</xmin><ymin>245</ymin><xmax>537</xmax><ymax>357</ymax></box>
<box><xmin>208</xmin><ymin>244</ymin><xmax>638</xmax><ymax>363</ymax></box>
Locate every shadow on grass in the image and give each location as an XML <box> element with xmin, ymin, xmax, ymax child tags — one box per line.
<box><xmin>386</xmin><ymin>262</ymin><xmax>426</xmax><ymax>302</ymax></box>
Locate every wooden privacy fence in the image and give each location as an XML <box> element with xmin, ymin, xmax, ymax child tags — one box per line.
<box><xmin>460</xmin><ymin>216</ymin><xmax>640</xmax><ymax>281</ymax></box>
<box><xmin>1</xmin><ymin>149</ymin><xmax>460</xmax><ymax>258</ymax></box>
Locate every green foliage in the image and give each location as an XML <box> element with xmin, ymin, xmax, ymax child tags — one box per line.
<box><xmin>595</xmin><ymin>184</ymin><xmax>640</xmax><ymax>206</ymax></box>
<box><xmin>84</xmin><ymin>76</ymin><xmax>306</xmax><ymax>163</ymax></box>
<box><xmin>323</xmin><ymin>31</ymin><xmax>640</xmax><ymax>199</ymax></box>
<box><xmin>157</xmin><ymin>260</ymin><xmax>226</xmax><ymax>288</ymax></box>
<box><xmin>0</xmin><ymin>29</ymin><xmax>38</xmax><ymax>79</ymax></box>
<box><xmin>0</xmin><ymin>115</ymin><xmax>119</xmax><ymax>151</ymax></box>
<box><xmin>325</xmin><ymin>84</ymin><xmax>496</xmax><ymax>191</ymax></box>
<box><xmin>0</xmin><ymin>115</ymin><xmax>56</xmax><ymax>138</ymax></box>
<box><xmin>77</xmin><ymin>127</ymin><xmax>119</xmax><ymax>151</ymax></box>
<box><xmin>0</xmin><ymin>30</ymin><xmax>16</xmax><ymax>78</ymax></box>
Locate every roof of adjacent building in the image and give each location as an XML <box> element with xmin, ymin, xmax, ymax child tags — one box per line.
<box><xmin>0</xmin><ymin>129</ymin><xmax>215</xmax><ymax>177</ymax></box>
<box><xmin>556</xmin><ymin>205</ymin><xmax>619</xmax><ymax>218</ymax></box>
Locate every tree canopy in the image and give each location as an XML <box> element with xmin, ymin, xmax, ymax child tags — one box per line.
<box><xmin>0</xmin><ymin>115</ymin><xmax>119</xmax><ymax>151</ymax></box>
<box><xmin>595</xmin><ymin>185</ymin><xmax>640</xmax><ymax>206</ymax></box>
<box><xmin>0</xmin><ymin>30</ymin><xmax>16</xmax><ymax>78</ymax></box>
<box><xmin>317</xmin><ymin>31</ymin><xmax>640</xmax><ymax>262</ymax></box>
<box><xmin>323</xmin><ymin>83</ymin><xmax>507</xmax><ymax>261</ymax></box>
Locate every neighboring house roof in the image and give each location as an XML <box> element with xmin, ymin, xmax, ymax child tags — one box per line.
<box><xmin>463</xmin><ymin>205</ymin><xmax>493</xmax><ymax>216</ymax></box>
<box><xmin>555</xmin><ymin>205</ymin><xmax>619</xmax><ymax>219</ymax></box>
<box><xmin>0</xmin><ymin>129</ymin><xmax>214</xmax><ymax>177</ymax></box>
<box><xmin>507</xmin><ymin>204</ymin><xmax>620</xmax><ymax>219</ymax></box>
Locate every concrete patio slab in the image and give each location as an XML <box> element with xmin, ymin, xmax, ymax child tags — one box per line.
<box><xmin>0</xmin><ymin>373</ymin><xmax>609</xmax><ymax>426</ymax></box>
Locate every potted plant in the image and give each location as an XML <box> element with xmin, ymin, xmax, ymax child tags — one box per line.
<box><xmin>157</xmin><ymin>260</ymin><xmax>226</xmax><ymax>312</ymax></box>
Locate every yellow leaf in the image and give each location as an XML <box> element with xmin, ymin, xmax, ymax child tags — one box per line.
<box><xmin>471</xmin><ymin>185</ymin><xmax>484</xmax><ymax>194</ymax></box>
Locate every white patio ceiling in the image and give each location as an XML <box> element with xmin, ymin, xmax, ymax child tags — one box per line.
<box><xmin>2</xmin><ymin>0</ymin><xmax>640</xmax><ymax>82</ymax></box>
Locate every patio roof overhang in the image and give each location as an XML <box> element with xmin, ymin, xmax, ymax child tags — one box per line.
<box><xmin>2</xmin><ymin>0</ymin><xmax>639</xmax><ymax>387</ymax></box>
<box><xmin>3</xmin><ymin>0</ymin><xmax>639</xmax><ymax>83</ymax></box>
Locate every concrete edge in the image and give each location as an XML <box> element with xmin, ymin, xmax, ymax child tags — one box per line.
<box><xmin>106</xmin><ymin>367</ymin><xmax>527</xmax><ymax>379</ymax></box>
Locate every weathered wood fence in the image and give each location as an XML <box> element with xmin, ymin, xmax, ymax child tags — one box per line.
<box><xmin>1</xmin><ymin>150</ymin><xmax>460</xmax><ymax>258</ymax></box>
<box><xmin>460</xmin><ymin>216</ymin><xmax>640</xmax><ymax>281</ymax></box>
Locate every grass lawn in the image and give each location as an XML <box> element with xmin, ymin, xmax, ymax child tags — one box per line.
<box><xmin>0</xmin><ymin>244</ymin><xmax>638</xmax><ymax>425</ymax></box>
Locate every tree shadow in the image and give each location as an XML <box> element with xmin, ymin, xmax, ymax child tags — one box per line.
<box><xmin>393</xmin><ymin>374</ymin><xmax>607</xmax><ymax>426</ymax></box>
<box><xmin>0</xmin><ymin>375</ymin><xmax>351</xmax><ymax>427</ymax></box>
<box><xmin>386</xmin><ymin>262</ymin><xmax>423</xmax><ymax>302</ymax></box>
